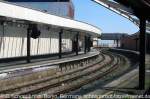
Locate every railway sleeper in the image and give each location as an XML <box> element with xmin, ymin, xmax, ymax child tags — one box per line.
<box><xmin>13</xmin><ymin>52</ymin><xmax>119</xmax><ymax>94</ymax></box>
<box><xmin>0</xmin><ymin>54</ymin><xmax>104</xmax><ymax>93</ymax></box>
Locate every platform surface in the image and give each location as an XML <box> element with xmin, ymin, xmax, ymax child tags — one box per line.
<box><xmin>85</xmin><ymin>67</ymin><xmax>139</xmax><ymax>95</ymax></box>
<box><xmin>0</xmin><ymin>51</ymin><xmax>99</xmax><ymax>73</ymax></box>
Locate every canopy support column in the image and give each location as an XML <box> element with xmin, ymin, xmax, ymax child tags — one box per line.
<box><xmin>76</xmin><ymin>33</ymin><xmax>79</xmax><ymax>55</ymax></box>
<box><xmin>135</xmin><ymin>38</ymin><xmax>139</xmax><ymax>51</ymax></box>
<box><xmin>84</xmin><ymin>35</ymin><xmax>87</xmax><ymax>54</ymax></box>
<box><xmin>27</xmin><ymin>27</ymin><xmax>31</xmax><ymax>63</ymax></box>
<box><xmin>87</xmin><ymin>36</ymin><xmax>91</xmax><ymax>52</ymax></box>
<box><xmin>116</xmin><ymin>39</ymin><xmax>119</xmax><ymax>48</ymax></box>
<box><xmin>59</xmin><ymin>29</ymin><xmax>63</xmax><ymax>59</ymax></box>
<box><xmin>139</xmin><ymin>17</ymin><xmax>146</xmax><ymax>90</ymax></box>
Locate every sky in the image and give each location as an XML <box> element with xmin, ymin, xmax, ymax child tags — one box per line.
<box><xmin>72</xmin><ymin>0</ymin><xmax>139</xmax><ymax>34</ymax></box>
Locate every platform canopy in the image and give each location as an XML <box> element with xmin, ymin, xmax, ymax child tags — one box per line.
<box><xmin>93</xmin><ymin>0</ymin><xmax>150</xmax><ymax>33</ymax></box>
<box><xmin>4</xmin><ymin>0</ymin><xmax>70</xmax><ymax>2</ymax></box>
<box><xmin>93</xmin><ymin>0</ymin><xmax>150</xmax><ymax>90</ymax></box>
<box><xmin>0</xmin><ymin>1</ymin><xmax>101</xmax><ymax>37</ymax></box>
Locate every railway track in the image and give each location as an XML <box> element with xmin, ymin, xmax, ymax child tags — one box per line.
<box><xmin>0</xmin><ymin>50</ymin><xmax>123</xmax><ymax>96</ymax></box>
<box><xmin>45</xmin><ymin>52</ymin><xmax>120</xmax><ymax>95</ymax></box>
<box><xmin>0</xmin><ymin>53</ymin><xmax>103</xmax><ymax>93</ymax></box>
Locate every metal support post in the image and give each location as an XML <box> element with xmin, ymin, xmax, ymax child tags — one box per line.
<box><xmin>59</xmin><ymin>29</ymin><xmax>63</xmax><ymax>59</ymax></box>
<box><xmin>135</xmin><ymin>38</ymin><xmax>138</xmax><ymax>51</ymax></box>
<box><xmin>139</xmin><ymin>17</ymin><xmax>146</xmax><ymax>90</ymax></box>
<box><xmin>76</xmin><ymin>33</ymin><xmax>79</xmax><ymax>55</ymax></box>
<box><xmin>116</xmin><ymin>39</ymin><xmax>119</xmax><ymax>48</ymax></box>
<box><xmin>84</xmin><ymin>35</ymin><xmax>87</xmax><ymax>54</ymax></box>
<box><xmin>87</xmin><ymin>36</ymin><xmax>91</xmax><ymax>52</ymax></box>
<box><xmin>27</xmin><ymin>27</ymin><xmax>31</xmax><ymax>63</ymax></box>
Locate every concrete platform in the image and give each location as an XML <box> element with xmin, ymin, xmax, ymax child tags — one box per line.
<box><xmin>0</xmin><ymin>51</ymin><xmax>99</xmax><ymax>74</ymax></box>
<box><xmin>85</xmin><ymin>67</ymin><xmax>140</xmax><ymax>95</ymax></box>
<box><xmin>146</xmin><ymin>54</ymin><xmax>150</xmax><ymax>70</ymax></box>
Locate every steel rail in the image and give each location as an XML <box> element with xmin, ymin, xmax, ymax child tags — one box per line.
<box><xmin>9</xmin><ymin>52</ymin><xmax>119</xmax><ymax>95</ymax></box>
<box><xmin>0</xmin><ymin>53</ymin><xmax>104</xmax><ymax>93</ymax></box>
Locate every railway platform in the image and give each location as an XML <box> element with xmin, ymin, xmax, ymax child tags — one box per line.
<box><xmin>85</xmin><ymin>67</ymin><xmax>140</xmax><ymax>95</ymax></box>
<box><xmin>0</xmin><ymin>50</ymin><xmax>101</xmax><ymax>82</ymax></box>
<box><xmin>0</xmin><ymin>51</ymin><xmax>99</xmax><ymax>73</ymax></box>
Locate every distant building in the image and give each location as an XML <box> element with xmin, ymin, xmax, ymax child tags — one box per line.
<box><xmin>120</xmin><ymin>33</ymin><xmax>150</xmax><ymax>52</ymax></box>
<box><xmin>4</xmin><ymin>0</ymin><xmax>74</xmax><ymax>18</ymax></box>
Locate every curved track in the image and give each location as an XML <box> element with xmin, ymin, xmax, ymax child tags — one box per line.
<box><xmin>0</xmin><ymin>50</ymin><xmax>125</xmax><ymax>96</ymax></box>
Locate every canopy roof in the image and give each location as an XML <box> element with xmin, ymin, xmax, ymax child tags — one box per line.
<box><xmin>114</xmin><ymin>0</ymin><xmax>150</xmax><ymax>19</ymax></box>
<box><xmin>4</xmin><ymin>0</ymin><xmax>70</xmax><ymax>2</ymax></box>
<box><xmin>0</xmin><ymin>1</ymin><xmax>101</xmax><ymax>37</ymax></box>
<box><xmin>93</xmin><ymin>0</ymin><xmax>150</xmax><ymax>33</ymax></box>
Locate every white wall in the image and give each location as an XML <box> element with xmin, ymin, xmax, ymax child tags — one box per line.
<box><xmin>0</xmin><ymin>23</ymin><xmax>73</xmax><ymax>59</ymax></box>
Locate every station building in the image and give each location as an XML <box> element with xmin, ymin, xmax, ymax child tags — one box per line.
<box><xmin>0</xmin><ymin>0</ymin><xmax>101</xmax><ymax>62</ymax></box>
<box><xmin>5</xmin><ymin>0</ymin><xmax>74</xmax><ymax>18</ymax></box>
